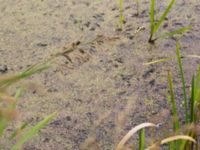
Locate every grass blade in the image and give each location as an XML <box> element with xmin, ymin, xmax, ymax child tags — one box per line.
<box><xmin>149</xmin><ymin>0</ymin><xmax>155</xmax><ymax>41</ymax></box>
<box><xmin>9</xmin><ymin>122</ymin><xmax>29</xmax><ymax>140</ymax></box>
<box><xmin>143</xmin><ymin>56</ymin><xmax>176</xmax><ymax>65</ymax></box>
<box><xmin>11</xmin><ymin>88</ymin><xmax>22</xmax><ymax>109</ymax></box>
<box><xmin>159</xmin><ymin>26</ymin><xmax>192</xmax><ymax>39</ymax></box>
<box><xmin>144</xmin><ymin>54</ymin><xmax>200</xmax><ymax>66</ymax></box>
<box><xmin>186</xmin><ymin>55</ymin><xmax>200</xmax><ymax>59</ymax></box>
<box><xmin>0</xmin><ymin>108</ymin><xmax>17</xmax><ymax>136</ymax></box>
<box><xmin>0</xmin><ymin>118</ymin><xmax>9</xmax><ymax>137</ymax></box>
<box><xmin>188</xmin><ymin>75</ymin><xmax>197</xmax><ymax>149</ymax></box>
<box><xmin>116</xmin><ymin>122</ymin><xmax>157</xmax><ymax>150</ymax></box>
<box><xmin>11</xmin><ymin>112</ymin><xmax>57</xmax><ymax>150</ymax></box>
<box><xmin>119</xmin><ymin>0</ymin><xmax>124</xmax><ymax>30</ymax></box>
<box><xmin>0</xmin><ymin>93</ymin><xmax>16</xmax><ymax>104</ymax></box>
<box><xmin>176</xmin><ymin>41</ymin><xmax>189</xmax><ymax>123</ymax></box>
<box><xmin>168</xmin><ymin>71</ymin><xmax>180</xmax><ymax>131</ymax></box>
<box><xmin>161</xmin><ymin>135</ymin><xmax>196</xmax><ymax>145</ymax></box>
<box><xmin>139</xmin><ymin>128</ymin><xmax>145</xmax><ymax>150</ymax></box>
<box><xmin>145</xmin><ymin>135</ymin><xmax>196</xmax><ymax>150</ymax></box>
<box><xmin>194</xmin><ymin>66</ymin><xmax>200</xmax><ymax>101</ymax></box>
<box><xmin>0</xmin><ymin>63</ymin><xmax>50</xmax><ymax>90</ymax></box>
<box><xmin>190</xmin><ymin>75</ymin><xmax>195</xmax><ymax>123</ymax></box>
<box><xmin>154</xmin><ymin>0</ymin><xmax>175</xmax><ymax>33</ymax></box>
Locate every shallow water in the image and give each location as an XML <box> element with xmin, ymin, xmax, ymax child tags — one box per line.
<box><xmin>1</xmin><ymin>0</ymin><xmax>200</xmax><ymax>149</ymax></box>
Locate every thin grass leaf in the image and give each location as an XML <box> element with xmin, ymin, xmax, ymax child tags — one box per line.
<box><xmin>0</xmin><ymin>108</ymin><xmax>18</xmax><ymax>138</ymax></box>
<box><xmin>0</xmin><ymin>93</ymin><xmax>16</xmax><ymax>104</ymax></box>
<box><xmin>194</xmin><ymin>66</ymin><xmax>200</xmax><ymax>101</ymax></box>
<box><xmin>179</xmin><ymin>131</ymin><xmax>197</xmax><ymax>150</ymax></box>
<box><xmin>159</xmin><ymin>26</ymin><xmax>192</xmax><ymax>39</ymax></box>
<box><xmin>161</xmin><ymin>135</ymin><xmax>196</xmax><ymax>145</ymax></box>
<box><xmin>143</xmin><ymin>56</ymin><xmax>176</xmax><ymax>65</ymax></box>
<box><xmin>139</xmin><ymin>128</ymin><xmax>145</xmax><ymax>150</ymax></box>
<box><xmin>176</xmin><ymin>41</ymin><xmax>189</xmax><ymax>123</ymax></box>
<box><xmin>116</xmin><ymin>122</ymin><xmax>158</xmax><ymax>150</ymax></box>
<box><xmin>190</xmin><ymin>75</ymin><xmax>195</xmax><ymax>123</ymax></box>
<box><xmin>119</xmin><ymin>0</ymin><xmax>124</xmax><ymax>30</ymax></box>
<box><xmin>154</xmin><ymin>0</ymin><xmax>175</xmax><ymax>33</ymax></box>
<box><xmin>0</xmin><ymin>118</ymin><xmax>9</xmax><ymax>137</ymax></box>
<box><xmin>0</xmin><ymin>107</ymin><xmax>18</xmax><ymax>120</ymax></box>
<box><xmin>9</xmin><ymin>122</ymin><xmax>29</xmax><ymax>140</ymax></box>
<box><xmin>186</xmin><ymin>55</ymin><xmax>200</xmax><ymax>59</ymax></box>
<box><xmin>168</xmin><ymin>71</ymin><xmax>180</xmax><ymax>131</ymax></box>
<box><xmin>0</xmin><ymin>63</ymin><xmax>50</xmax><ymax>90</ymax></box>
<box><xmin>168</xmin><ymin>143</ymin><xmax>173</xmax><ymax>150</ymax></box>
<box><xmin>166</xmin><ymin>93</ymin><xmax>171</xmax><ymax>105</ymax></box>
<box><xmin>14</xmin><ymin>88</ymin><xmax>22</xmax><ymax>100</ymax></box>
<box><xmin>144</xmin><ymin>54</ymin><xmax>200</xmax><ymax>66</ymax></box>
<box><xmin>180</xmin><ymin>69</ymin><xmax>200</xmax><ymax>149</ymax></box>
<box><xmin>0</xmin><ymin>107</ymin><xmax>17</xmax><ymax>136</ymax></box>
<box><xmin>149</xmin><ymin>0</ymin><xmax>155</xmax><ymax>41</ymax></box>
<box><xmin>145</xmin><ymin>135</ymin><xmax>196</xmax><ymax>150</ymax></box>
<box><xmin>11</xmin><ymin>88</ymin><xmax>22</xmax><ymax>109</ymax></box>
<box><xmin>11</xmin><ymin>112</ymin><xmax>57</xmax><ymax>150</ymax></box>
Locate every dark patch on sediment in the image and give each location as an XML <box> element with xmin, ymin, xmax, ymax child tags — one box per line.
<box><xmin>0</xmin><ymin>64</ymin><xmax>8</xmax><ymax>74</ymax></box>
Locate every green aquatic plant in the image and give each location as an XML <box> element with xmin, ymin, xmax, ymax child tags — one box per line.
<box><xmin>0</xmin><ymin>63</ymin><xmax>56</xmax><ymax>150</ymax></box>
<box><xmin>148</xmin><ymin>0</ymin><xmax>191</xmax><ymax>43</ymax></box>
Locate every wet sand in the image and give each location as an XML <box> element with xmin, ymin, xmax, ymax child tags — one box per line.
<box><xmin>1</xmin><ymin>0</ymin><xmax>200</xmax><ymax>149</ymax></box>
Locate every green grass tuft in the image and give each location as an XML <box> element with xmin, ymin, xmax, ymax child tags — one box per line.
<box><xmin>148</xmin><ymin>0</ymin><xmax>191</xmax><ymax>43</ymax></box>
<box><xmin>176</xmin><ymin>41</ymin><xmax>189</xmax><ymax>124</ymax></box>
